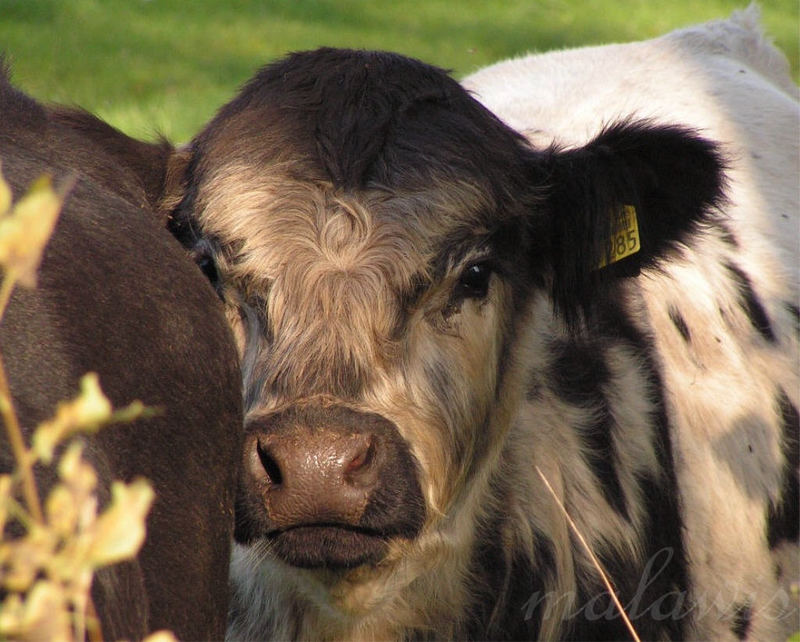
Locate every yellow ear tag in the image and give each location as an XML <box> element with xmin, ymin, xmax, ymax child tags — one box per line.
<box><xmin>599</xmin><ymin>205</ymin><xmax>640</xmax><ymax>268</ymax></box>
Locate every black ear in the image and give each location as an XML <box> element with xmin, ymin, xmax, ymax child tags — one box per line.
<box><xmin>537</xmin><ymin>120</ymin><xmax>727</xmax><ymax>326</ymax></box>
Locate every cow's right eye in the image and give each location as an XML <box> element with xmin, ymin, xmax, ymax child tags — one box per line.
<box><xmin>456</xmin><ymin>262</ymin><xmax>493</xmax><ymax>300</ymax></box>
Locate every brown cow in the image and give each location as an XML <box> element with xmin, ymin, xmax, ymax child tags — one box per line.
<box><xmin>0</xmin><ymin>63</ymin><xmax>242</xmax><ymax>640</ymax></box>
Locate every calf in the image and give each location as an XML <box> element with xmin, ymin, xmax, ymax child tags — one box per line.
<box><xmin>164</xmin><ymin>8</ymin><xmax>797</xmax><ymax>641</ymax></box>
<box><xmin>0</xmin><ymin>65</ymin><xmax>242</xmax><ymax>640</ymax></box>
<box><xmin>463</xmin><ymin>7</ymin><xmax>799</xmax><ymax>638</ymax></box>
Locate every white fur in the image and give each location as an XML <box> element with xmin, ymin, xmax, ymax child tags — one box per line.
<box><xmin>464</xmin><ymin>5</ymin><xmax>799</xmax><ymax>640</ymax></box>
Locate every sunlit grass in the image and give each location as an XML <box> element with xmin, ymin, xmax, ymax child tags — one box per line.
<box><xmin>1</xmin><ymin>0</ymin><xmax>796</xmax><ymax>141</ymax></box>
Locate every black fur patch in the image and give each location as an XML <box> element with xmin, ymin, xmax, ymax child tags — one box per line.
<box><xmin>767</xmin><ymin>389</ymin><xmax>800</xmax><ymax>548</ymax></box>
<box><xmin>731</xmin><ymin>602</ymin><xmax>752</xmax><ymax>640</ymax></box>
<box><xmin>549</xmin><ymin>340</ymin><xmax>611</xmax><ymax>405</ymax></box>
<box><xmin>465</xmin><ymin>497</ymin><xmax>553</xmax><ymax>640</ymax></box>
<box><xmin>549</xmin><ymin>340</ymin><xmax>629</xmax><ymax>519</ymax></box>
<box><xmin>668</xmin><ymin>305</ymin><xmax>692</xmax><ymax>343</ymax></box>
<box><xmin>539</xmin><ymin>120</ymin><xmax>726</xmax><ymax>329</ymax></box>
<box><xmin>786</xmin><ymin>302</ymin><xmax>800</xmax><ymax>336</ymax></box>
<box><xmin>581</xmin><ymin>293</ymin><xmax>690</xmax><ymax>641</ymax></box>
<box><xmin>506</xmin><ymin>537</ymin><xmax>556</xmax><ymax>639</ymax></box>
<box><xmin>724</xmin><ymin>261</ymin><xmax>777</xmax><ymax>343</ymax></box>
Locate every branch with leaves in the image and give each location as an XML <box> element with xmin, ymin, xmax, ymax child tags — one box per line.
<box><xmin>0</xmin><ymin>166</ymin><xmax>175</xmax><ymax>642</ymax></box>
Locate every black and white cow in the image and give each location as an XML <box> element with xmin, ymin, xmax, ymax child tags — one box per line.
<box><xmin>463</xmin><ymin>7</ymin><xmax>799</xmax><ymax>638</ymax></box>
<box><xmin>0</xmin><ymin>65</ymin><xmax>242</xmax><ymax>640</ymax></box>
<box><xmin>160</xmin><ymin>7</ymin><xmax>797</xmax><ymax>641</ymax></box>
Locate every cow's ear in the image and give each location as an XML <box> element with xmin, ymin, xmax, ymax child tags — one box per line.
<box><xmin>159</xmin><ymin>147</ymin><xmax>224</xmax><ymax>292</ymax></box>
<box><xmin>534</xmin><ymin>120</ymin><xmax>726</xmax><ymax>327</ymax></box>
<box><xmin>160</xmin><ymin>146</ymin><xmax>195</xmax><ymax>245</ymax></box>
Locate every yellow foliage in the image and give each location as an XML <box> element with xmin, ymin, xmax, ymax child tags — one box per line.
<box><xmin>33</xmin><ymin>374</ymin><xmax>113</xmax><ymax>464</ymax></box>
<box><xmin>0</xmin><ymin>167</ymin><xmax>171</xmax><ymax>641</ymax></box>
<box><xmin>0</xmin><ymin>164</ymin><xmax>10</xmax><ymax>216</ymax></box>
<box><xmin>143</xmin><ymin>631</ymin><xmax>180</xmax><ymax>642</ymax></box>
<box><xmin>0</xmin><ymin>169</ymin><xmax>67</xmax><ymax>288</ymax></box>
<box><xmin>0</xmin><ymin>581</ymin><xmax>72</xmax><ymax>642</ymax></box>
<box><xmin>86</xmin><ymin>479</ymin><xmax>154</xmax><ymax>568</ymax></box>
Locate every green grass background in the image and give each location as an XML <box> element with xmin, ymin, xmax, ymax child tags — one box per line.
<box><xmin>1</xmin><ymin>0</ymin><xmax>797</xmax><ymax>142</ymax></box>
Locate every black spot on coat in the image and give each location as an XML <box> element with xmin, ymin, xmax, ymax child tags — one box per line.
<box><xmin>725</xmin><ymin>261</ymin><xmax>777</xmax><ymax>343</ymax></box>
<box><xmin>767</xmin><ymin>389</ymin><xmax>799</xmax><ymax>548</ymax></box>
<box><xmin>731</xmin><ymin>602</ymin><xmax>752</xmax><ymax>640</ymax></box>
<box><xmin>549</xmin><ymin>340</ymin><xmax>629</xmax><ymax>519</ymax></box>
<box><xmin>668</xmin><ymin>305</ymin><xmax>692</xmax><ymax>343</ymax></box>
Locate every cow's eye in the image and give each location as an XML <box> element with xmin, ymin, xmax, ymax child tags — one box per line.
<box><xmin>191</xmin><ymin>243</ymin><xmax>220</xmax><ymax>290</ymax></box>
<box><xmin>456</xmin><ymin>262</ymin><xmax>492</xmax><ymax>299</ymax></box>
<box><xmin>197</xmin><ymin>254</ymin><xmax>219</xmax><ymax>285</ymax></box>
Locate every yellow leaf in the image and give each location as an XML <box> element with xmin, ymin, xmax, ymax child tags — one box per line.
<box><xmin>0</xmin><ymin>174</ymin><xmax>67</xmax><ymax>288</ymax></box>
<box><xmin>143</xmin><ymin>630</ymin><xmax>180</xmax><ymax>642</ymax></box>
<box><xmin>0</xmin><ymin>593</ymin><xmax>24</xmax><ymax>635</ymax></box>
<box><xmin>44</xmin><ymin>483</ymin><xmax>79</xmax><ymax>539</ymax></box>
<box><xmin>48</xmin><ymin>535</ymin><xmax>94</xmax><ymax>593</ymax></box>
<box><xmin>1</xmin><ymin>525</ymin><xmax>57</xmax><ymax>593</ymax></box>
<box><xmin>56</xmin><ymin>442</ymin><xmax>99</xmax><ymax>535</ymax></box>
<box><xmin>87</xmin><ymin>479</ymin><xmax>154</xmax><ymax>567</ymax></box>
<box><xmin>33</xmin><ymin>373</ymin><xmax>113</xmax><ymax>463</ymax></box>
<box><xmin>57</xmin><ymin>441</ymin><xmax>98</xmax><ymax>494</ymax></box>
<box><xmin>0</xmin><ymin>474</ymin><xmax>11</xmax><ymax>533</ymax></box>
<box><xmin>0</xmin><ymin>163</ymin><xmax>11</xmax><ymax>215</ymax></box>
<box><xmin>111</xmin><ymin>399</ymin><xmax>160</xmax><ymax>424</ymax></box>
<box><xmin>14</xmin><ymin>580</ymin><xmax>71</xmax><ymax>642</ymax></box>
<box><xmin>72</xmin><ymin>373</ymin><xmax>113</xmax><ymax>425</ymax></box>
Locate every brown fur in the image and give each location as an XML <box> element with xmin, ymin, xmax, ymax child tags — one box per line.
<box><xmin>0</xmin><ymin>64</ymin><xmax>242</xmax><ymax>640</ymax></box>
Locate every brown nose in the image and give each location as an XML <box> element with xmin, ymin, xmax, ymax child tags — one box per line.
<box><xmin>235</xmin><ymin>402</ymin><xmax>426</xmax><ymax>559</ymax></box>
<box><xmin>252</xmin><ymin>425</ymin><xmax>380</xmax><ymax>526</ymax></box>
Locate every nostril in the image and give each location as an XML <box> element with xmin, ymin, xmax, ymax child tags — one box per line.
<box><xmin>343</xmin><ymin>437</ymin><xmax>378</xmax><ymax>485</ymax></box>
<box><xmin>256</xmin><ymin>440</ymin><xmax>283</xmax><ymax>486</ymax></box>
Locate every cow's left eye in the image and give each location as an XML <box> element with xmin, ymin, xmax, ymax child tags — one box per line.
<box><xmin>456</xmin><ymin>262</ymin><xmax>493</xmax><ymax>300</ymax></box>
<box><xmin>191</xmin><ymin>241</ymin><xmax>221</xmax><ymax>292</ymax></box>
<box><xmin>197</xmin><ymin>254</ymin><xmax>219</xmax><ymax>285</ymax></box>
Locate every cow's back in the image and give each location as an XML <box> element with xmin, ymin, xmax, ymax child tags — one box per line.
<box><xmin>464</xmin><ymin>7</ymin><xmax>799</xmax><ymax>640</ymax></box>
<box><xmin>0</xmin><ymin>71</ymin><xmax>242</xmax><ymax>640</ymax></box>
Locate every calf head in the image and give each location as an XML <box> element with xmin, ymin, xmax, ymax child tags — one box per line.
<box><xmin>163</xmin><ymin>48</ymin><xmax>724</xmax><ymax>592</ymax></box>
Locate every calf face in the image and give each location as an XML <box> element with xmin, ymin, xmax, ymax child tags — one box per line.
<box><xmin>165</xmin><ymin>48</ymin><xmax>725</xmax><ymax>636</ymax></box>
